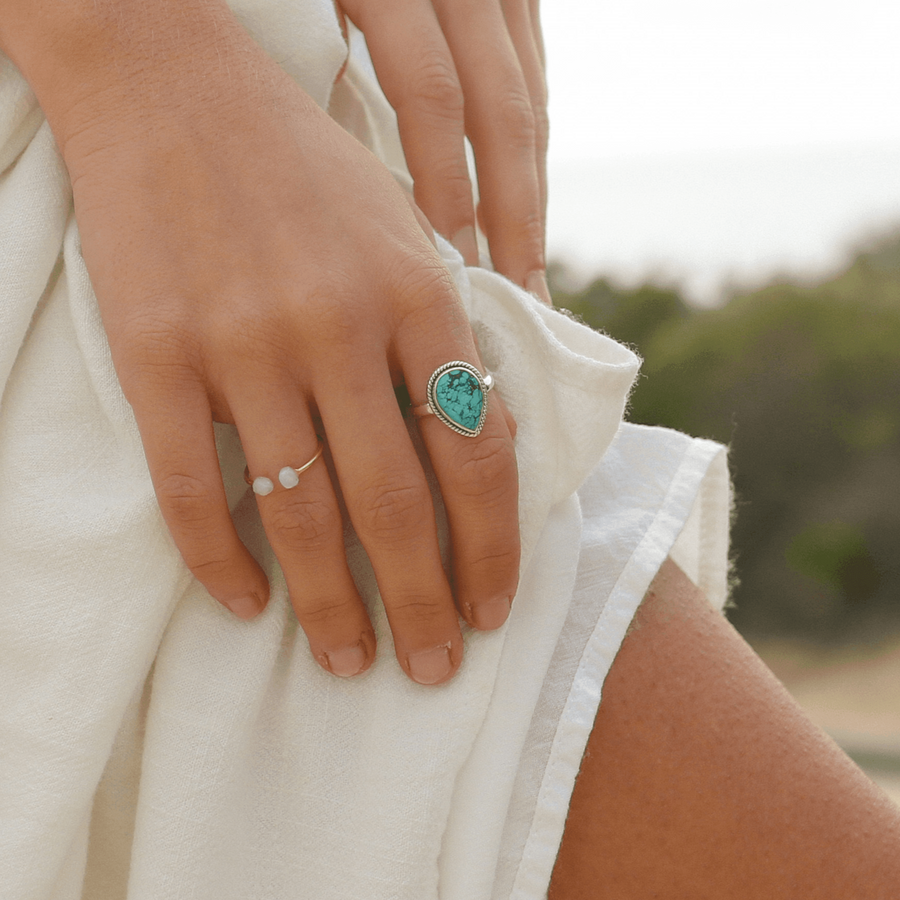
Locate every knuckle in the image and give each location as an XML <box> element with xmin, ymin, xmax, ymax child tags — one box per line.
<box><xmin>452</xmin><ymin>435</ymin><xmax>518</xmax><ymax>503</ymax></box>
<box><xmin>155</xmin><ymin>472</ymin><xmax>237</xmax><ymax>582</ymax></box>
<box><xmin>118</xmin><ymin>303</ymin><xmax>185</xmax><ymax>346</ymax></box>
<box><xmin>184</xmin><ymin>552</ymin><xmax>235</xmax><ymax>584</ymax></box>
<box><xmin>469</xmin><ymin>545</ymin><xmax>520</xmax><ymax>574</ymax></box>
<box><xmin>115</xmin><ymin>321</ymin><xmax>198</xmax><ymax>399</ymax></box>
<box><xmin>392</xmin><ymin>254</ymin><xmax>460</xmax><ymax>308</ymax></box>
<box><xmin>211</xmin><ymin>309</ymin><xmax>277</xmax><ymax>358</ymax></box>
<box><xmin>295</xmin><ymin>595</ymin><xmax>359</xmax><ymax>630</ymax></box>
<box><xmin>412</xmin><ymin>157</ymin><xmax>472</xmax><ymax>211</ymax></box>
<box><xmin>520</xmin><ymin>208</ymin><xmax>546</xmax><ymax>249</ymax></box>
<box><xmin>407</xmin><ymin>55</ymin><xmax>464</xmax><ymax>121</ymax></box>
<box><xmin>498</xmin><ymin>206</ymin><xmax>545</xmax><ymax>266</ymax></box>
<box><xmin>295</xmin><ymin>289</ymin><xmax>376</xmax><ymax>377</ymax></box>
<box><xmin>390</xmin><ymin>261</ymin><xmax>465</xmax><ymax>337</ymax></box>
<box><xmin>354</xmin><ymin>478</ymin><xmax>430</xmax><ymax>545</ymax></box>
<box><xmin>394</xmin><ymin>256</ymin><xmax>457</xmax><ymax>301</ymax></box>
<box><xmin>300</xmin><ymin>286</ymin><xmax>360</xmax><ymax>348</ymax></box>
<box><xmin>268</xmin><ymin>493</ymin><xmax>340</xmax><ymax>554</ymax></box>
<box><xmin>388</xmin><ymin>593</ymin><xmax>447</xmax><ymax>624</ymax></box>
<box><xmin>494</xmin><ymin>91</ymin><xmax>537</xmax><ymax>148</ymax></box>
<box><xmin>156</xmin><ymin>471</ymin><xmax>213</xmax><ymax>524</ymax></box>
<box><xmin>206</xmin><ymin>304</ymin><xmax>296</xmax><ymax>370</ymax></box>
<box><xmin>215</xmin><ymin>286</ymin><xmax>360</xmax><ymax>367</ymax></box>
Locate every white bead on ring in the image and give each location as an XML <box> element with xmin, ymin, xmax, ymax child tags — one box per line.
<box><xmin>243</xmin><ymin>438</ymin><xmax>325</xmax><ymax>496</ymax></box>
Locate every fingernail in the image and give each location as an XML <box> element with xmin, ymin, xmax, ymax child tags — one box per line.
<box><xmin>473</xmin><ymin>596</ymin><xmax>512</xmax><ymax>631</ymax></box>
<box><xmin>451</xmin><ymin>225</ymin><xmax>479</xmax><ymax>266</ymax></box>
<box><xmin>227</xmin><ymin>594</ymin><xmax>263</xmax><ymax>620</ymax></box>
<box><xmin>525</xmin><ymin>269</ymin><xmax>553</xmax><ymax>306</ymax></box>
<box><xmin>324</xmin><ymin>643</ymin><xmax>367</xmax><ymax>678</ymax></box>
<box><xmin>408</xmin><ymin>643</ymin><xmax>452</xmax><ymax>685</ymax></box>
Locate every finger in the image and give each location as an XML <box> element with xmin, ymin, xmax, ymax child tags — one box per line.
<box><xmin>497</xmin><ymin>392</ymin><xmax>518</xmax><ymax>440</ymax></box>
<box><xmin>433</xmin><ymin>0</ymin><xmax>549</xmax><ymax>301</ymax></box>
<box><xmin>233</xmin><ymin>389</ymin><xmax>375</xmax><ymax>678</ymax></box>
<box><xmin>398</xmin><ymin>328</ymin><xmax>520</xmax><ymax>633</ymax></box>
<box><xmin>502</xmin><ymin>0</ymin><xmax>549</xmax><ymax>251</ymax></box>
<box><xmin>342</xmin><ymin>0</ymin><xmax>479</xmax><ymax>264</ymax></box>
<box><xmin>528</xmin><ymin>0</ymin><xmax>546</xmax><ymax>68</ymax></box>
<box><xmin>414</xmin><ymin>378</ymin><xmax>520</xmax><ymax>631</ymax></box>
<box><xmin>128</xmin><ymin>377</ymin><xmax>270</xmax><ymax>619</ymax></box>
<box><xmin>315</xmin><ymin>355</ymin><xmax>464</xmax><ymax>686</ymax></box>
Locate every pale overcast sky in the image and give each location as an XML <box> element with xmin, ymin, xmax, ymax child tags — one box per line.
<box><xmin>542</xmin><ymin>0</ymin><xmax>900</xmax><ymax>161</ymax></box>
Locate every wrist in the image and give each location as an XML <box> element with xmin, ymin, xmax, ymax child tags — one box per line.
<box><xmin>0</xmin><ymin>0</ymin><xmax>250</xmax><ymax>157</ymax></box>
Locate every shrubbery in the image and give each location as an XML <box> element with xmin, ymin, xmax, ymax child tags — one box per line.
<box><xmin>552</xmin><ymin>232</ymin><xmax>900</xmax><ymax>644</ymax></box>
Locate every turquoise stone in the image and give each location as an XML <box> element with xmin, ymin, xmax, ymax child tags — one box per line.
<box><xmin>434</xmin><ymin>369</ymin><xmax>484</xmax><ymax>431</ymax></box>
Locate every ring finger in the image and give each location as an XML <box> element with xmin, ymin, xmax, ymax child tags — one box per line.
<box><xmin>398</xmin><ymin>328</ymin><xmax>520</xmax><ymax>632</ymax></box>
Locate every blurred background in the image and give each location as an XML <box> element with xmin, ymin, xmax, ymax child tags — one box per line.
<box><xmin>541</xmin><ymin>0</ymin><xmax>900</xmax><ymax>802</ymax></box>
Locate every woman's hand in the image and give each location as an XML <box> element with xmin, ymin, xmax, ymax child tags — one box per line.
<box><xmin>338</xmin><ymin>0</ymin><xmax>551</xmax><ymax>304</ymax></box>
<box><xmin>1</xmin><ymin>0</ymin><xmax>519</xmax><ymax>684</ymax></box>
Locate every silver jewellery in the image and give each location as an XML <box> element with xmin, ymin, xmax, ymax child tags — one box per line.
<box><xmin>243</xmin><ymin>438</ymin><xmax>325</xmax><ymax>496</ymax></box>
<box><xmin>411</xmin><ymin>361</ymin><xmax>494</xmax><ymax>437</ymax></box>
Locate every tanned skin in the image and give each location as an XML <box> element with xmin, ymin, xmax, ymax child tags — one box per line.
<box><xmin>551</xmin><ymin>558</ymin><xmax>900</xmax><ymax>898</ymax></box>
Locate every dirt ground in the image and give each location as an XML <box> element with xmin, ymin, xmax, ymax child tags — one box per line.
<box><xmin>754</xmin><ymin>637</ymin><xmax>900</xmax><ymax>807</ymax></box>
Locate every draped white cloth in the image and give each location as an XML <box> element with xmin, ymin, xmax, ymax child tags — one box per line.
<box><xmin>0</xmin><ymin>3</ymin><xmax>731</xmax><ymax>898</ymax></box>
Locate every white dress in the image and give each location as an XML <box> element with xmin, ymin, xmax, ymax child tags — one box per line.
<box><xmin>0</xmin><ymin>2</ymin><xmax>731</xmax><ymax>897</ymax></box>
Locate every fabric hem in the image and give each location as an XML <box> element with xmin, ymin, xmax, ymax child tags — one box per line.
<box><xmin>508</xmin><ymin>437</ymin><xmax>728</xmax><ymax>899</ymax></box>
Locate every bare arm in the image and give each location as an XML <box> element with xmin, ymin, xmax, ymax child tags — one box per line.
<box><xmin>551</xmin><ymin>558</ymin><xmax>900</xmax><ymax>898</ymax></box>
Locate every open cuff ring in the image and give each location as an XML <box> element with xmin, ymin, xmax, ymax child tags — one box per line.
<box><xmin>244</xmin><ymin>438</ymin><xmax>325</xmax><ymax>496</ymax></box>
<box><xmin>411</xmin><ymin>361</ymin><xmax>494</xmax><ymax>437</ymax></box>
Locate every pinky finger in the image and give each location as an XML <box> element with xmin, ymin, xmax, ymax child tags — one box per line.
<box><xmin>132</xmin><ymin>383</ymin><xmax>270</xmax><ymax>619</ymax></box>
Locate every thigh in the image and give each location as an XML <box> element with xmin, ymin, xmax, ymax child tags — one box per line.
<box><xmin>550</xmin><ymin>558</ymin><xmax>900</xmax><ymax>899</ymax></box>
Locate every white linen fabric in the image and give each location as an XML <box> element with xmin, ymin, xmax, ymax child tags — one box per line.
<box><xmin>0</xmin><ymin>3</ymin><xmax>731</xmax><ymax>898</ymax></box>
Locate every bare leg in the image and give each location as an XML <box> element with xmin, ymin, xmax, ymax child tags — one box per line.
<box><xmin>549</xmin><ymin>558</ymin><xmax>900</xmax><ymax>899</ymax></box>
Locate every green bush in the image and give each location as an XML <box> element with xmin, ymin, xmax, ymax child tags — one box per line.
<box><xmin>553</xmin><ymin>232</ymin><xmax>900</xmax><ymax>644</ymax></box>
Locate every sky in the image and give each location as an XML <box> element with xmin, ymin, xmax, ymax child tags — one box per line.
<box><xmin>541</xmin><ymin>0</ymin><xmax>900</xmax><ymax>162</ymax></box>
<box><xmin>539</xmin><ymin>0</ymin><xmax>900</xmax><ymax>301</ymax></box>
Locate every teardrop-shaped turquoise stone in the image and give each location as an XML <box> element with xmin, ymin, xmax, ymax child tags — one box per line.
<box><xmin>434</xmin><ymin>369</ymin><xmax>484</xmax><ymax>431</ymax></box>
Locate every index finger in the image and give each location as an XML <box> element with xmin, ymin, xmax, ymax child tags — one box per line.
<box><xmin>342</xmin><ymin>0</ymin><xmax>479</xmax><ymax>264</ymax></box>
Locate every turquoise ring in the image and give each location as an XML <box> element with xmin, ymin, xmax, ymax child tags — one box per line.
<box><xmin>411</xmin><ymin>361</ymin><xmax>493</xmax><ymax>437</ymax></box>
